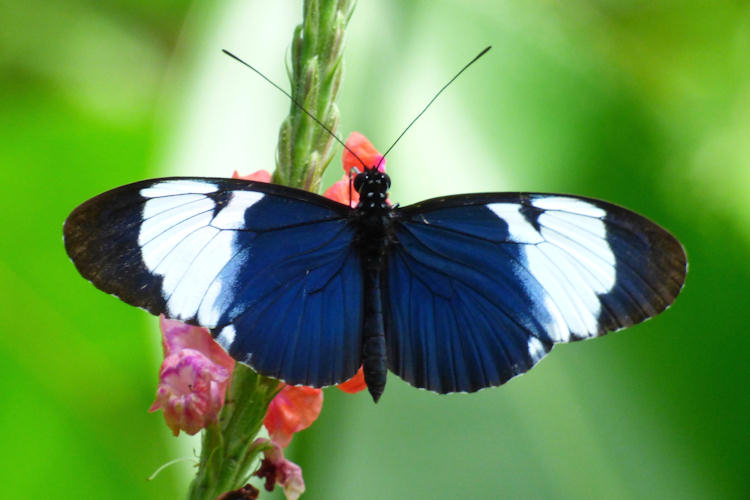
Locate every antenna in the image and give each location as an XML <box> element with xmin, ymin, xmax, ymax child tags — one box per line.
<box><xmin>222</xmin><ymin>49</ymin><xmax>367</xmax><ymax>170</ymax></box>
<box><xmin>378</xmin><ymin>46</ymin><xmax>492</xmax><ymax>167</ymax></box>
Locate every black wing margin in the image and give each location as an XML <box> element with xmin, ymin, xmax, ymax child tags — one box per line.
<box><xmin>384</xmin><ymin>192</ymin><xmax>686</xmax><ymax>394</ymax></box>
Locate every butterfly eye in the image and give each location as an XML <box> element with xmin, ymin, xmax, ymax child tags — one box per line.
<box><xmin>384</xmin><ymin>174</ymin><xmax>391</xmax><ymax>190</ymax></box>
<box><xmin>353</xmin><ymin>173</ymin><xmax>365</xmax><ymax>193</ymax></box>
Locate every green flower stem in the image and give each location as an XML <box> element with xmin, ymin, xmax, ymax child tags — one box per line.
<box><xmin>185</xmin><ymin>1</ymin><xmax>355</xmax><ymax>498</ymax></box>
<box><xmin>274</xmin><ymin>0</ymin><xmax>356</xmax><ymax>192</ymax></box>
<box><xmin>186</xmin><ymin>365</ymin><xmax>280</xmax><ymax>500</ymax></box>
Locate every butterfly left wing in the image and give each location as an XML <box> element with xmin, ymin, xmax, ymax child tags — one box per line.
<box><xmin>64</xmin><ymin>177</ymin><xmax>363</xmax><ymax>387</ymax></box>
<box><xmin>385</xmin><ymin>193</ymin><xmax>686</xmax><ymax>394</ymax></box>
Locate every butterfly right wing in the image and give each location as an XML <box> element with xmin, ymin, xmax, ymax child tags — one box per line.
<box><xmin>384</xmin><ymin>193</ymin><xmax>686</xmax><ymax>394</ymax></box>
<box><xmin>64</xmin><ymin>177</ymin><xmax>363</xmax><ymax>387</ymax></box>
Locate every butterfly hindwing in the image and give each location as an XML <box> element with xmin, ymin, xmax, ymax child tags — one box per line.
<box><xmin>385</xmin><ymin>193</ymin><xmax>686</xmax><ymax>394</ymax></box>
<box><xmin>64</xmin><ymin>177</ymin><xmax>363</xmax><ymax>387</ymax></box>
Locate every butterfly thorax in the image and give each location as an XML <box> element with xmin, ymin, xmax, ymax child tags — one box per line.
<box><xmin>352</xmin><ymin>168</ymin><xmax>393</xmax><ymax>402</ymax></box>
<box><xmin>353</xmin><ymin>169</ymin><xmax>392</xmax><ymax>267</ymax></box>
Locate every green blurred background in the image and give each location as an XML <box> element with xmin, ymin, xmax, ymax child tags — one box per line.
<box><xmin>2</xmin><ymin>1</ymin><xmax>749</xmax><ymax>498</ymax></box>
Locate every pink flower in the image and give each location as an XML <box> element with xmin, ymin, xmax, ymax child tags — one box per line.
<box><xmin>253</xmin><ymin>439</ymin><xmax>306</xmax><ymax>500</ymax></box>
<box><xmin>149</xmin><ymin>316</ymin><xmax>235</xmax><ymax>436</ymax></box>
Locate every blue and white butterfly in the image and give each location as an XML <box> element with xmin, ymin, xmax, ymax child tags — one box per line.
<box><xmin>63</xmin><ymin>170</ymin><xmax>687</xmax><ymax>402</ymax></box>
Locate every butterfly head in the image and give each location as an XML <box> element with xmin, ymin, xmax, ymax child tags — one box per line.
<box><xmin>353</xmin><ymin>167</ymin><xmax>391</xmax><ymax>207</ymax></box>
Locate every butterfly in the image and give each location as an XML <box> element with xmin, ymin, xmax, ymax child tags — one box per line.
<box><xmin>63</xmin><ymin>169</ymin><xmax>687</xmax><ymax>402</ymax></box>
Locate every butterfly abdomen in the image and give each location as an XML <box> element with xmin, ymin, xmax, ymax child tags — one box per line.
<box><xmin>361</xmin><ymin>266</ymin><xmax>387</xmax><ymax>402</ymax></box>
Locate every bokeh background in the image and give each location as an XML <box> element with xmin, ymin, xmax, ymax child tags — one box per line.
<box><xmin>2</xmin><ymin>1</ymin><xmax>749</xmax><ymax>499</ymax></box>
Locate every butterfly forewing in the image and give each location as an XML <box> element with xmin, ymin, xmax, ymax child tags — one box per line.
<box><xmin>64</xmin><ymin>177</ymin><xmax>363</xmax><ymax>387</ymax></box>
<box><xmin>385</xmin><ymin>193</ymin><xmax>687</xmax><ymax>394</ymax></box>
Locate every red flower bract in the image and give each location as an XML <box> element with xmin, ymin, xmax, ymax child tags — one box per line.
<box><xmin>336</xmin><ymin>366</ymin><xmax>367</xmax><ymax>394</ymax></box>
<box><xmin>232</xmin><ymin>169</ymin><xmax>272</xmax><ymax>183</ymax></box>
<box><xmin>264</xmin><ymin>385</ymin><xmax>323</xmax><ymax>448</ymax></box>
<box><xmin>322</xmin><ymin>176</ymin><xmax>359</xmax><ymax>208</ymax></box>
<box><xmin>342</xmin><ymin>131</ymin><xmax>386</xmax><ymax>174</ymax></box>
<box><xmin>324</xmin><ymin>132</ymin><xmax>387</xmax><ymax>208</ymax></box>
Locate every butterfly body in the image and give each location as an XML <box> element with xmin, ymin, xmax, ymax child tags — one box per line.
<box><xmin>352</xmin><ymin>168</ymin><xmax>394</xmax><ymax>401</ymax></box>
<box><xmin>64</xmin><ymin>174</ymin><xmax>686</xmax><ymax>402</ymax></box>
